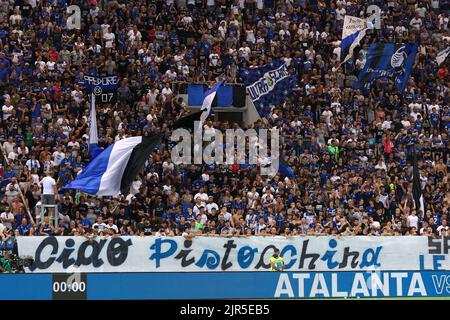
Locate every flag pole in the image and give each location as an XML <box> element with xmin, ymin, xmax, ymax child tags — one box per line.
<box><xmin>0</xmin><ymin>144</ymin><xmax>35</xmax><ymax>224</ymax></box>
<box><xmin>412</xmin><ymin>143</ymin><xmax>425</xmax><ymax>214</ymax></box>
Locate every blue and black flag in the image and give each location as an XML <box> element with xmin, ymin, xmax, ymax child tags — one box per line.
<box><xmin>354</xmin><ymin>43</ymin><xmax>418</xmax><ymax>92</ymax></box>
<box><xmin>240</xmin><ymin>60</ymin><xmax>297</xmax><ymax>117</ymax></box>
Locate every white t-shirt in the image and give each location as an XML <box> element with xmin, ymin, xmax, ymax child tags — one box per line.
<box><xmin>106</xmin><ymin>223</ymin><xmax>119</xmax><ymax>233</ymax></box>
<box><xmin>2</xmin><ymin>104</ymin><xmax>13</xmax><ymax>120</ymax></box>
<box><xmin>53</xmin><ymin>151</ymin><xmax>65</xmax><ymax>165</ymax></box>
<box><xmin>67</xmin><ymin>141</ymin><xmax>80</xmax><ymax>149</ymax></box>
<box><xmin>46</xmin><ymin>61</ymin><xmax>56</xmax><ymax>71</ymax></box>
<box><xmin>161</xmin><ymin>87</ymin><xmax>173</xmax><ymax>101</ymax></box>
<box><xmin>410</xmin><ymin>17</ymin><xmax>422</xmax><ymax>30</ymax></box>
<box><xmin>104</xmin><ymin>32</ymin><xmax>115</xmax><ymax>48</ymax></box>
<box><xmin>206</xmin><ymin>202</ymin><xmax>219</xmax><ymax>213</ymax></box>
<box><xmin>147</xmin><ymin>89</ymin><xmax>159</xmax><ymax>106</ymax></box>
<box><xmin>322</xmin><ymin>110</ymin><xmax>333</xmax><ymax>124</ymax></box>
<box><xmin>407</xmin><ymin>214</ymin><xmax>419</xmax><ymax>229</ymax></box>
<box><xmin>0</xmin><ymin>212</ymin><xmax>14</xmax><ymax>229</ymax></box>
<box><xmin>336</xmin><ymin>8</ymin><xmax>346</xmax><ymax>20</ymax></box>
<box><xmin>41</xmin><ymin>176</ymin><xmax>56</xmax><ymax>195</ymax></box>
<box><xmin>26</xmin><ymin>159</ymin><xmax>41</xmax><ymax>171</ymax></box>
<box><xmin>223</xmin><ymin>211</ymin><xmax>232</xmax><ymax>222</ymax></box>
<box><xmin>92</xmin><ymin>222</ymin><xmax>107</xmax><ymax>231</ymax></box>
<box><xmin>8</xmin><ymin>151</ymin><xmax>18</xmax><ymax>161</ymax></box>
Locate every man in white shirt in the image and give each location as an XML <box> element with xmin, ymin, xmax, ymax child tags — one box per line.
<box><xmin>2</xmin><ymin>99</ymin><xmax>14</xmax><ymax>120</ymax></box>
<box><xmin>161</xmin><ymin>83</ymin><xmax>173</xmax><ymax>102</ymax></box>
<box><xmin>40</xmin><ymin>171</ymin><xmax>57</xmax><ymax>218</ymax></box>
<box><xmin>0</xmin><ymin>207</ymin><xmax>14</xmax><ymax>230</ymax></box>
<box><xmin>52</xmin><ymin>145</ymin><xmax>65</xmax><ymax>166</ymax></box>
<box><xmin>238</xmin><ymin>42</ymin><xmax>251</xmax><ymax>60</ymax></box>
<box><xmin>106</xmin><ymin>217</ymin><xmax>119</xmax><ymax>234</ymax></box>
<box><xmin>438</xmin><ymin>13</ymin><xmax>449</xmax><ymax>31</ymax></box>
<box><xmin>3</xmin><ymin>136</ymin><xmax>15</xmax><ymax>155</ymax></box>
<box><xmin>147</xmin><ymin>86</ymin><xmax>159</xmax><ymax>106</ymax></box>
<box><xmin>92</xmin><ymin>216</ymin><xmax>107</xmax><ymax>232</ymax></box>
<box><xmin>410</xmin><ymin>14</ymin><xmax>422</xmax><ymax>30</ymax></box>
<box><xmin>407</xmin><ymin>210</ymin><xmax>419</xmax><ymax>229</ymax></box>
<box><xmin>335</xmin><ymin>4</ymin><xmax>346</xmax><ymax>21</ymax></box>
<box><xmin>220</xmin><ymin>207</ymin><xmax>232</xmax><ymax>222</ymax></box>
<box><xmin>127</xmin><ymin>25</ymin><xmax>142</xmax><ymax>46</ymax></box>
<box><xmin>194</xmin><ymin>188</ymin><xmax>208</xmax><ymax>204</ymax></box>
<box><xmin>321</xmin><ymin>106</ymin><xmax>333</xmax><ymax>125</ymax></box>
<box><xmin>26</xmin><ymin>154</ymin><xmax>41</xmax><ymax>171</ymax></box>
<box><xmin>8</xmin><ymin>146</ymin><xmax>18</xmax><ymax>161</ymax></box>
<box><xmin>192</xmin><ymin>201</ymin><xmax>204</xmax><ymax>217</ymax></box>
<box><xmin>205</xmin><ymin>196</ymin><xmax>219</xmax><ymax>214</ymax></box>
<box><xmin>103</xmin><ymin>27</ymin><xmax>115</xmax><ymax>49</ymax></box>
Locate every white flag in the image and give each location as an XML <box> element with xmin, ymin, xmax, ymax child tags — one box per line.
<box><xmin>341</xmin><ymin>15</ymin><xmax>369</xmax><ymax>64</ymax></box>
<box><xmin>436</xmin><ymin>46</ymin><xmax>450</xmax><ymax>66</ymax></box>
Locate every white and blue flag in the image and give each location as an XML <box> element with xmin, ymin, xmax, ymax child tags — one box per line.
<box><xmin>198</xmin><ymin>80</ymin><xmax>224</xmax><ymax>129</ymax></box>
<box><xmin>436</xmin><ymin>46</ymin><xmax>450</xmax><ymax>66</ymax></box>
<box><xmin>89</xmin><ymin>93</ymin><xmax>103</xmax><ymax>160</ymax></box>
<box><xmin>64</xmin><ymin>134</ymin><xmax>162</xmax><ymax>196</ymax></box>
<box><xmin>341</xmin><ymin>15</ymin><xmax>369</xmax><ymax>64</ymax></box>
<box><xmin>240</xmin><ymin>60</ymin><xmax>297</xmax><ymax>117</ymax></box>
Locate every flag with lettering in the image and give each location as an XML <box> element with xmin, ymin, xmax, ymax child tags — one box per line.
<box><xmin>240</xmin><ymin>60</ymin><xmax>297</xmax><ymax>117</ymax></box>
<box><xmin>83</xmin><ymin>75</ymin><xmax>120</xmax><ymax>104</ymax></box>
<box><xmin>341</xmin><ymin>15</ymin><xmax>368</xmax><ymax>64</ymax></box>
<box><xmin>354</xmin><ymin>43</ymin><xmax>418</xmax><ymax>92</ymax></box>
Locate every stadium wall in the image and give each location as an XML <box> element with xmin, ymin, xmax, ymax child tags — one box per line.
<box><xmin>8</xmin><ymin>236</ymin><xmax>450</xmax><ymax>299</ymax></box>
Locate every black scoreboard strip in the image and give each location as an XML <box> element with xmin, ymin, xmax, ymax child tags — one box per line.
<box><xmin>52</xmin><ymin>273</ymin><xmax>87</xmax><ymax>300</ymax></box>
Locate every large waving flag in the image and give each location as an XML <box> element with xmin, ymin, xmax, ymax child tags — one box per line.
<box><xmin>341</xmin><ymin>15</ymin><xmax>368</xmax><ymax>64</ymax></box>
<box><xmin>240</xmin><ymin>60</ymin><xmax>297</xmax><ymax>117</ymax></box>
<box><xmin>354</xmin><ymin>43</ymin><xmax>418</xmax><ymax>92</ymax></box>
<box><xmin>64</xmin><ymin>134</ymin><xmax>162</xmax><ymax>196</ymax></box>
<box><xmin>89</xmin><ymin>93</ymin><xmax>103</xmax><ymax>160</ymax></box>
<box><xmin>198</xmin><ymin>80</ymin><xmax>224</xmax><ymax>129</ymax></box>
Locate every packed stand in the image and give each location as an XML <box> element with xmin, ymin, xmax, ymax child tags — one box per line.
<box><xmin>0</xmin><ymin>0</ymin><xmax>449</xmax><ymax>243</ymax></box>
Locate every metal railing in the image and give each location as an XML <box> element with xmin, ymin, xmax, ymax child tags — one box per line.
<box><xmin>35</xmin><ymin>204</ymin><xmax>59</xmax><ymax>228</ymax></box>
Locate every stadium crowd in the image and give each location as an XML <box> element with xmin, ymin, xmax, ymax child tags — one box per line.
<box><xmin>0</xmin><ymin>0</ymin><xmax>449</xmax><ymax>243</ymax></box>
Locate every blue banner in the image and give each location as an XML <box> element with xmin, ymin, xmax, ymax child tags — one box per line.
<box><xmin>83</xmin><ymin>75</ymin><xmax>120</xmax><ymax>104</ymax></box>
<box><xmin>354</xmin><ymin>43</ymin><xmax>418</xmax><ymax>92</ymax></box>
<box><xmin>240</xmin><ymin>60</ymin><xmax>297</xmax><ymax>117</ymax></box>
<box><xmin>83</xmin><ymin>75</ymin><xmax>120</xmax><ymax>93</ymax></box>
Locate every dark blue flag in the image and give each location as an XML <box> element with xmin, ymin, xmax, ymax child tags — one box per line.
<box><xmin>354</xmin><ymin>43</ymin><xmax>418</xmax><ymax>92</ymax></box>
<box><xmin>83</xmin><ymin>75</ymin><xmax>120</xmax><ymax>104</ymax></box>
<box><xmin>240</xmin><ymin>60</ymin><xmax>297</xmax><ymax>117</ymax></box>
